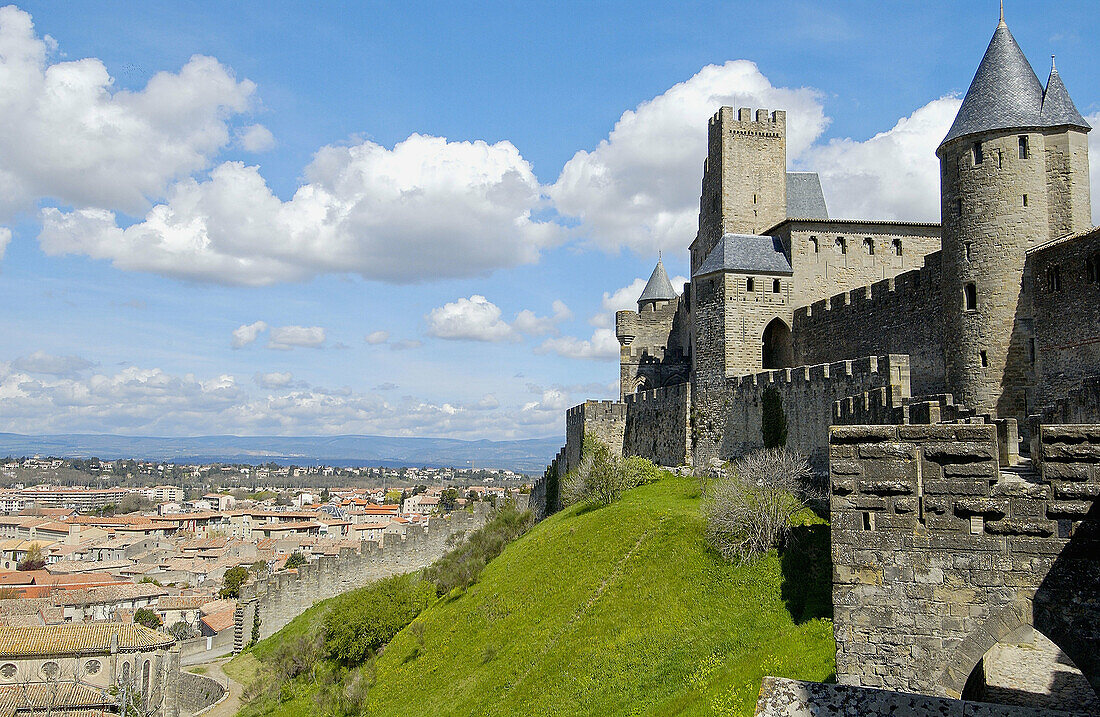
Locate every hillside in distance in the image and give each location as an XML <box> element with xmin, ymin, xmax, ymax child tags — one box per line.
<box><xmin>0</xmin><ymin>433</ymin><xmax>560</xmax><ymax>473</ymax></box>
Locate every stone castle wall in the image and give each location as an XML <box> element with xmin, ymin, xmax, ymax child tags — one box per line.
<box><xmin>693</xmin><ymin>354</ymin><xmax>910</xmax><ymax>471</ymax></box>
<box><xmin>234</xmin><ymin>506</ymin><xmax>490</xmax><ymax>646</ymax></box>
<box><xmin>1028</xmin><ymin>229</ymin><xmax>1100</xmax><ymax>419</ymax></box>
<box><xmin>623</xmin><ymin>382</ymin><xmax>692</xmax><ymax>467</ymax></box>
<box><xmin>564</xmin><ymin>400</ymin><xmax>627</xmax><ymax>475</ymax></box>
<box><xmin>775</xmin><ymin>219</ymin><xmax>941</xmax><ymax>310</ymax></box>
<box><xmin>792</xmin><ymin>253</ymin><xmax>946</xmax><ymax>397</ymax></box>
<box><xmin>830</xmin><ymin>423</ymin><xmax>1100</xmax><ymax>699</ymax></box>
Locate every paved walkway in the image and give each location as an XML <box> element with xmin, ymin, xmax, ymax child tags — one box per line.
<box><xmin>184</xmin><ymin>657</ymin><xmax>241</xmax><ymax>717</ymax></box>
<box><xmin>981</xmin><ymin>628</ymin><xmax>1100</xmax><ymax>713</ymax></box>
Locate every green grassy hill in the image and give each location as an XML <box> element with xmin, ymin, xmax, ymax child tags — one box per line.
<box><xmin>228</xmin><ymin>475</ymin><xmax>835</xmax><ymax>716</ymax></box>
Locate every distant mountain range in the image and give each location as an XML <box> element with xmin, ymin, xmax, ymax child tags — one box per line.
<box><xmin>0</xmin><ymin>433</ymin><xmax>562</xmax><ymax>474</ymax></box>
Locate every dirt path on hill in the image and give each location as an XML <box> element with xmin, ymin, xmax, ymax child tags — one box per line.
<box><xmin>184</xmin><ymin>657</ymin><xmax>241</xmax><ymax>717</ymax></box>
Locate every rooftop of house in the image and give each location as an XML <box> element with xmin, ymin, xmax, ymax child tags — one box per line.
<box><xmin>0</xmin><ymin>624</ymin><xmax>173</xmax><ymax>657</ymax></box>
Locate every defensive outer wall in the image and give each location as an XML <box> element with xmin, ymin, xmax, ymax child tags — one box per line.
<box><xmin>829</xmin><ymin>422</ymin><xmax>1100</xmax><ymax>700</ymax></box>
<box><xmin>231</xmin><ymin>505</ymin><xmax>490</xmax><ymax>648</ymax></box>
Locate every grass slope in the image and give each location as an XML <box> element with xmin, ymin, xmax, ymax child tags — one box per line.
<box><xmin>231</xmin><ymin>475</ymin><xmax>835</xmax><ymax>716</ymax></box>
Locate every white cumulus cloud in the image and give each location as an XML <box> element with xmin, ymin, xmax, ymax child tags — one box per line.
<box><xmin>254</xmin><ymin>371</ymin><xmax>293</xmax><ymax>388</ymax></box>
<box><xmin>231</xmin><ymin>320</ymin><xmax>267</xmax><ymax>349</ymax></box>
<box><xmin>425</xmin><ymin>295</ymin><xmax>516</xmax><ymax>342</ymax></box>
<box><xmin>9</xmin><ymin>351</ymin><xmax>94</xmax><ymax>377</ymax></box>
<box><xmin>0</xmin><ymin>227</ymin><xmax>9</xmax><ymax>261</ymax></box>
<box><xmin>238</xmin><ymin>124</ymin><xmax>275</xmax><ymax>153</ymax></box>
<box><xmin>551</xmin><ymin>60</ymin><xmax>828</xmax><ymax>256</ymax></box>
<box><xmin>364</xmin><ymin>330</ymin><xmax>390</xmax><ymax>345</ymax></box>
<box><xmin>535</xmin><ymin>328</ymin><xmax>620</xmax><ymax>360</ymax></box>
<box><xmin>512</xmin><ymin>300</ymin><xmax>572</xmax><ymax>336</ymax></box>
<box><xmin>268</xmin><ymin>325</ymin><xmax>326</xmax><ymax>350</ymax></box>
<box><xmin>39</xmin><ymin>134</ymin><xmax>563</xmax><ymax>286</ymax></box>
<box><xmin>800</xmin><ymin>97</ymin><xmax>961</xmax><ymax>221</ymax></box>
<box><xmin>0</xmin><ymin>6</ymin><xmax>257</xmax><ymax>220</ymax></box>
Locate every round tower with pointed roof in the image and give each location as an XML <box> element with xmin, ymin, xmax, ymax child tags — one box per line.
<box><xmin>637</xmin><ymin>256</ymin><xmax>678</xmax><ymax>312</ymax></box>
<box><xmin>938</xmin><ymin>7</ymin><xmax>1091</xmax><ymax>421</ymax></box>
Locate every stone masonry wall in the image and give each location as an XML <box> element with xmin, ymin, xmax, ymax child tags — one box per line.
<box><xmin>623</xmin><ymin>382</ymin><xmax>692</xmax><ymax>467</ymax></box>
<box><xmin>830</xmin><ymin>423</ymin><xmax>1100</xmax><ymax>699</ymax></box>
<box><xmin>234</xmin><ymin>505</ymin><xmax>490</xmax><ymax>646</ymax></box>
<box><xmin>792</xmin><ymin>252</ymin><xmax>945</xmax><ymax>397</ymax></box>
<box><xmin>1028</xmin><ymin>228</ymin><xmax>1100</xmax><ymax>419</ymax></box>
<box><xmin>774</xmin><ymin>219</ymin><xmax>941</xmax><ymax>310</ymax></box>
<box><xmin>564</xmin><ymin>400</ymin><xmax>627</xmax><ymax>475</ymax></box>
<box><xmin>695</xmin><ymin>354</ymin><xmax>911</xmax><ymax>472</ymax></box>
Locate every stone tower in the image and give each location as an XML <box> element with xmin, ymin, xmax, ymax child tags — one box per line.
<box><xmin>689</xmin><ymin>107</ymin><xmax>787</xmax><ymax>275</ymax></box>
<box><xmin>937</xmin><ymin>10</ymin><xmax>1091</xmax><ymax>422</ymax></box>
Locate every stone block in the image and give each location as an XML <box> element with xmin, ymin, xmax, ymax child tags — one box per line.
<box><xmin>924</xmin><ymin>442</ymin><xmax>996</xmax><ymax>463</ymax></box>
<box><xmin>831</xmin><ymin>425</ymin><xmax>898</xmax><ymax>443</ymax></box>
<box><xmin>859</xmin><ymin>478</ymin><xmax>915</xmax><ymax>495</ymax></box>
<box><xmin>858</xmin><ymin>443</ymin><xmax>918</xmax><ymax>460</ymax></box>
<box><xmin>1052</xmin><ymin>481</ymin><xmax>1100</xmax><ymax>500</ymax></box>
<box><xmin>953</xmin><ymin>498</ymin><xmax>1007</xmax><ymax>518</ymax></box>
<box><xmin>984</xmin><ymin>519</ymin><xmax>1054</xmax><ymax>537</ymax></box>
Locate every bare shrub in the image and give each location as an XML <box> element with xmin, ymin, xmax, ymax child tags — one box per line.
<box><xmin>703</xmin><ymin>448</ymin><xmax>821</xmax><ymax>565</ymax></box>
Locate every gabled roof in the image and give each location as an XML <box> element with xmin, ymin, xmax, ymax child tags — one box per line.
<box><xmin>693</xmin><ymin>234</ymin><xmax>793</xmax><ymax>278</ymax></box>
<box><xmin>638</xmin><ymin>258</ymin><xmax>678</xmax><ymax>304</ymax></box>
<box><xmin>941</xmin><ymin>15</ymin><xmax>1089</xmax><ymax>148</ymax></box>
<box><xmin>785</xmin><ymin>172</ymin><xmax>829</xmax><ymax>220</ymax></box>
<box><xmin>1041</xmin><ymin>61</ymin><xmax>1090</xmax><ymax>130</ymax></box>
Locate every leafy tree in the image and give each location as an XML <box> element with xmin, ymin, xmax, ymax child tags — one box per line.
<box><xmin>135</xmin><ymin>608</ymin><xmax>162</xmax><ymax>630</ymax></box>
<box><xmin>168</xmin><ymin>621</ymin><xmax>197</xmax><ymax>641</ymax></box>
<box><xmin>17</xmin><ymin>544</ymin><xmax>46</xmax><ymax>571</ymax></box>
<box><xmin>220</xmin><ymin>565</ymin><xmax>249</xmax><ymax>598</ymax></box>
<box><xmin>384</xmin><ymin>490</ymin><xmax>403</xmax><ymax>504</ymax></box>
<box><xmin>284</xmin><ymin>551</ymin><xmax>307</xmax><ymax>570</ymax></box>
<box><xmin>761</xmin><ymin>385</ymin><xmax>788</xmax><ymax>449</ymax></box>
<box><xmin>439</xmin><ymin>489</ymin><xmax>458</xmax><ymax>512</ymax></box>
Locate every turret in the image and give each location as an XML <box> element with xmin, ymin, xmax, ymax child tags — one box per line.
<box><xmin>938</xmin><ymin>9</ymin><xmax>1091</xmax><ymax>421</ymax></box>
<box><xmin>637</xmin><ymin>256</ymin><xmax>678</xmax><ymax>312</ymax></box>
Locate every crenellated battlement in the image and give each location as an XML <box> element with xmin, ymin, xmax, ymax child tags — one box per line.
<box><xmin>566</xmin><ymin>400</ymin><xmax>627</xmax><ymax>421</ymax></box>
<box><xmin>726</xmin><ymin>354</ymin><xmax>909</xmax><ymax>396</ymax></box>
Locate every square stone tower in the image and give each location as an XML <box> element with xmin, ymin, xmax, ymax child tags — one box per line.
<box><xmin>689</xmin><ymin>108</ymin><xmax>787</xmax><ymax>275</ymax></box>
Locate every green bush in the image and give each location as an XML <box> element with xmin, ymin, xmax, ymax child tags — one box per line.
<box><xmin>422</xmin><ymin>500</ymin><xmax>534</xmax><ymax>596</ymax></box>
<box><xmin>284</xmin><ymin>551</ymin><xmax>307</xmax><ymax>570</ymax></box>
<box><xmin>562</xmin><ymin>434</ymin><xmax>661</xmax><ymax>507</ymax></box>
<box><xmin>322</xmin><ymin>574</ymin><xmax>436</xmax><ymax>666</ymax></box>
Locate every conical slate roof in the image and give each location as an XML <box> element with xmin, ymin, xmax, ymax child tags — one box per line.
<box><xmin>638</xmin><ymin>258</ymin><xmax>677</xmax><ymax>304</ymax></box>
<box><xmin>1041</xmin><ymin>60</ymin><xmax>1090</xmax><ymax>130</ymax></box>
<box><xmin>941</xmin><ymin>15</ymin><xmax>1090</xmax><ymax>149</ymax></box>
<box><xmin>941</xmin><ymin>17</ymin><xmax>1044</xmax><ymax>147</ymax></box>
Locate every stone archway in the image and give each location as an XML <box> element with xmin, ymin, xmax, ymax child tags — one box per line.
<box><xmin>762</xmin><ymin>317</ymin><xmax>793</xmax><ymax>369</ymax></box>
<box><xmin>939</xmin><ymin>600</ymin><xmax>1100</xmax><ymax>711</ymax></box>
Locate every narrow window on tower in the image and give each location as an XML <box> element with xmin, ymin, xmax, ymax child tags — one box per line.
<box><xmin>1029</xmin><ymin>339</ymin><xmax>1036</xmax><ymax>364</ymax></box>
<box><xmin>973</xmin><ymin>142</ymin><xmax>983</xmax><ymax>165</ymax></box>
<box><xmin>1019</xmin><ymin>135</ymin><xmax>1030</xmax><ymax>159</ymax></box>
<box><xmin>1087</xmin><ymin>253</ymin><xmax>1100</xmax><ymax>283</ymax></box>
<box><xmin>956</xmin><ymin>199</ymin><xmax>963</xmax><ymax>216</ymax></box>
<box><xmin>893</xmin><ymin>239</ymin><xmax>902</xmax><ymax>256</ymax></box>
<box><xmin>746</xmin><ymin>277</ymin><xmax>755</xmax><ymax>292</ymax></box>
<box><xmin>809</xmin><ymin>236</ymin><xmax>819</xmax><ymax>254</ymax></box>
<box><xmin>1023</xmin><ymin>194</ymin><xmax>1028</xmax><ymax>207</ymax></box>
<box><xmin>772</xmin><ymin>279</ymin><xmax>781</xmax><ymax>294</ymax></box>
<box><xmin>980</xmin><ymin>350</ymin><xmax>989</xmax><ymax>368</ymax></box>
<box><xmin>864</xmin><ymin>238</ymin><xmax>874</xmax><ymax>255</ymax></box>
<box><xmin>837</xmin><ymin>237</ymin><xmax>847</xmax><ymax>254</ymax></box>
<box><xmin>753</xmin><ymin>193</ymin><xmax>757</xmax><ymax>204</ymax></box>
<box><xmin>1047</xmin><ymin>266</ymin><xmax>1062</xmax><ymax>292</ymax></box>
<box><xmin>964</xmin><ymin>242</ymin><xmax>972</xmax><ymax>261</ymax></box>
<box><xmin>964</xmin><ymin>283</ymin><xmax>977</xmax><ymax>311</ymax></box>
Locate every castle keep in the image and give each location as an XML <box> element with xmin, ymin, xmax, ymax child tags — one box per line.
<box><xmin>548</xmin><ymin>10</ymin><xmax>1099</xmax><ymax>480</ymax></box>
<box><xmin>537</xmin><ymin>8</ymin><xmax>1100</xmax><ymax>713</ymax></box>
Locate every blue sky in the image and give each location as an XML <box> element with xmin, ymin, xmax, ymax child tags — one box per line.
<box><xmin>0</xmin><ymin>1</ymin><xmax>1097</xmax><ymax>441</ymax></box>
